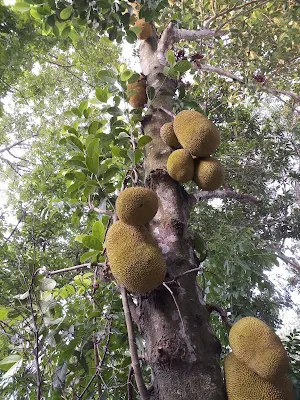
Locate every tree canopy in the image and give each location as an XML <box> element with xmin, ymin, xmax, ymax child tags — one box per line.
<box><xmin>0</xmin><ymin>0</ymin><xmax>299</xmax><ymax>399</ymax></box>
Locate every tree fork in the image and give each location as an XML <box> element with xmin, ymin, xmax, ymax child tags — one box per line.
<box><xmin>134</xmin><ymin>29</ymin><xmax>226</xmax><ymax>400</ymax></box>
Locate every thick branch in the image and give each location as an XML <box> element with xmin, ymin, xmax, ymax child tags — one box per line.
<box><xmin>206</xmin><ymin>303</ymin><xmax>233</xmax><ymax>331</ymax></box>
<box><xmin>192</xmin><ymin>189</ymin><xmax>260</xmax><ymax>205</ymax></box>
<box><xmin>198</xmin><ymin>63</ymin><xmax>300</xmax><ymax>103</ymax></box>
<box><xmin>157</xmin><ymin>22</ymin><xmax>223</xmax><ymax>61</ymax></box>
<box><xmin>121</xmin><ymin>287</ymin><xmax>149</xmax><ymax>400</ymax></box>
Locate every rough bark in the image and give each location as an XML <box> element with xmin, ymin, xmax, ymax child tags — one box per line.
<box><xmin>133</xmin><ymin>29</ymin><xmax>226</xmax><ymax>400</ymax></box>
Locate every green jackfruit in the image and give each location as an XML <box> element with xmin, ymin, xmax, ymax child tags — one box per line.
<box><xmin>106</xmin><ymin>221</ymin><xmax>166</xmax><ymax>293</ymax></box>
<box><xmin>160</xmin><ymin>122</ymin><xmax>181</xmax><ymax>148</ymax></box>
<box><xmin>229</xmin><ymin>317</ymin><xmax>289</xmax><ymax>382</ymax></box>
<box><xmin>135</xmin><ymin>19</ymin><xmax>152</xmax><ymax>40</ymax></box>
<box><xmin>167</xmin><ymin>149</ymin><xmax>194</xmax><ymax>183</ymax></box>
<box><xmin>173</xmin><ymin>110</ymin><xmax>220</xmax><ymax>157</ymax></box>
<box><xmin>116</xmin><ymin>187</ymin><xmax>158</xmax><ymax>226</ymax></box>
<box><xmin>224</xmin><ymin>353</ymin><xmax>293</xmax><ymax>400</ymax></box>
<box><xmin>193</xmin><ymin>157</ymin><xmax>224</xmax><ymax>190</ymax></box>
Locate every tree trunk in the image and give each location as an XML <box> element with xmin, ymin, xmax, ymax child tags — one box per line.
<box><xmin>132</xmin><ymin>33</ymin><xmax>226</xmax><ymax>399</ymax></box>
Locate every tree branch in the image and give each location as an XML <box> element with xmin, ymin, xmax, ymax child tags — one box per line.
<box><xmin>206</xmin><ymin>303</ymin><xmax>233</xmax><ymax>331</ymax></box>
<box><xmin>0</xmin><ymin>134</ymin><xmax>39</xmax><ymax>154</ymax></box>
<box><xmin>204</xmin><ymin>0</ymin><xmax>268</xmax><ymax>28</ymax></box>
<box><xmin>192</xmin><ymin>189</ymin><xmax>260</xmax><ymax>205</ymax></box>
<box><xmin>47</xmin><ymin>263</ymin><xmax>103</xmax><ymax>276</ymax></box>
<box><xmin>271</xmin><ymin>247</ymin><xmax>300</xmax><ymax>273</ymax></box>
<box><xmin>157</xmin><ymin>22</ymin><xmax>224</xmax><ymax>62</ymax></box>
<box><xmin>121</xmin><ymin>287</ymin><xmax>149</xmax><ymax>400</ymax></box>
<box><xmin>197</xmin><ymin>63</ymin><xmax>300</xmax><ymax>104</ymax></box>
<box><xmin>127</xmin><ymin>366</ymin><xmax>134</xmax><ymax>400</ymax></box>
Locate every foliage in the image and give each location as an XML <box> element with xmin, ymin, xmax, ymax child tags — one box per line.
<box><xmin>0</xmin><ymin>0</ymin><xmax>299</xmax><ymax>398</ymax></box>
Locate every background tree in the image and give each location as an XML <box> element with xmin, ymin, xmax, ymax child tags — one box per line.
<box><xmin>0</xmin><ymin>0</ymin><xmax>299</xmax><ymax>399</ymax></box>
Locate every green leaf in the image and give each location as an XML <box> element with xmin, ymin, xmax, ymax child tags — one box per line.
<box><xmin>98</xmin><ymin>70</ymin><xmax>116</xmax><ymax>83</ymax></box>
<box><xmin>167</xmin><ymin>50</ymin><xmax>176</xmax><ymax>66</ymax></box>
<box><xmin>120</xmin><ymin>69</ymin><xmax>134</xmax><ymax>81</ymax></box>
<box><xmin>92</xmin><ymin>221</ymin><xmax>105</xmax><ymax>242</ymax></box>
<box><xmin>128</xmin><ymin>73</ymin><xmax>140</xmax><ymax>84</ymax></box>
<box><xmin>65</xmin><ymin>136</ymin><xmax>84</xmax><ymax>152</ymax></box>
<box><xmin>39</xmin><ymin>278</ymin><xmax>57</xmax><ymax>291</ymax></box>
<box><xmin>60</xmin><ymin>6</ymin><xmax>73</xmax><ymax>20</ymax></box>
<box><xmin>13</xmin><ymin>2</ymin><xmax>30</xmax><ymax>12</ymax></box>
<box><xmin>102</xmin><ymin>167</ymin><xmax>119</xmax><ymax>183</ymax></box>
<box><xmin>88</xmin><ymin>121</ymin><xmax>102</xmax><ymax>135</ymax></box>
<box><xmin>126</xmin><ymin>30</ymin><xmax>137</xmax><ymax>44</ymax></box>
<box><xmin>0</xmin><ymin>355</ymin><xmax>22</xmax><ymax>369</ymax></box>
<box><xmin>146</xmin><ymin>86</ymin><xmax>155</xmax><ymax>101</ymax></box>
<box><xmin>30</xmin><ymin>8</ymin><xmax>42</xmax><ymax>19</ymax></box>
<box><xmin>85</xmin><ymin>138</ymin><xmax>99</xmax><ymax>175</ymax></box>
<box><xmin>173</xmin><ymin>60</ymin><xmax>192</xmax><ymax>73</ymax></box>
<box><xmin>78</xmin><ymin>100</ymin><xmax>88</xmax><ymax>114</ymax></box>
<box><xmin>61</xmin><ymin>26</ymin><xmax>71</xmax><ymax>39</ymax></box>
<box><xmin>82</xmin><ymin>235</ymin><xmax>102</xmax><ymax>251</ymax></box>
<box><xmin>95</xmin><ymin>87</ymin><xmax>108</xmax><ymax>103</ymax></box>
<box><xmin>138</xmin><ymin>135</ymin><xmax>152</xmax><ymax>147</ymax></box>
<box><xmin>80</xmin><ymin>250</ymin><xmax>100</xmax><ymax>263</ymax></box>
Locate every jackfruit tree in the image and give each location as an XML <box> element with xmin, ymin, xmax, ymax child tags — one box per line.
<box><xmin>0</xmin><ymin>1</ymin><xmax>300</xmax><ymax>399</ymax></box>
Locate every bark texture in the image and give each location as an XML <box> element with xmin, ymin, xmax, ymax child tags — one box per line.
<box><xmin>133</xmin><ymin>27</ymin><xmax>226</xmax><ymax>400</ymax></box>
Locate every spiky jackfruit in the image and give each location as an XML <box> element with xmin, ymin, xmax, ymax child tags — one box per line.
<box><xmin>135</xmin><ymin>19</ymin><xmax>152</xmax><ymax>40</ymax></box>
<box><xmin>224</xmin><ymin>353</ymin><xmax>293</xmax><ymax>400</ymax></box>
<box><xmin>173</xmin><ymin>110</ymin><xmax>220</xmax><ymax>157</ymax></box>
<box><xmin>193</xmin><ymin>157</ymin><xmax>224</xmax><ymax>190</ymax></box>
<box><xmin>167</xmin><ymin>149</ymin><xmax>194</xmax><ymax>183</ymax></box>
<box><xmin>127</xmin><ymin>79</ymin><xmax>147</xmax><ymax>108</ymax></box>
<box><xmin>229</xmin><ymin>317</ymin><xmax>289</xmax><ymax>382</ymax></box>
<box><xmin>116</xmin><ymin>187</ymin><xmax>158</xmax><ymax>226</ymax></box>
<box><xmin>106</xmin><ymin>221</ymin><xmax>166</xmax><ymax>293</ymax></box>
<box><xmin>160</xmin><ymin>122</ymin><xmax>181</xmax><ymax>148</ymax></box>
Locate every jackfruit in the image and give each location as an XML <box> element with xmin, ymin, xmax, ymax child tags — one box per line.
<box><xmin>167</xmin><ymin>149</ymin><xmax>194</xmax><ymax>183</ymax></box>
<box><xmin>135</xmin><ymin>18</ymin><xmax>152</xmax><ymax>40</ymax></box>
<box><xmin>106</xmin><ymin>221</ymin><xmax>166</xmax><ymax>293</ymax></box>
<box><xmin>173</xmin><ymin>110</ymin><xmax>220</xmax><ymax>157</ymax></box>
<box><xmin>229</xmin><ymin>317</ymin><xmax>289</xmax><ymax>382</ymax></box>
<box><xmin>160</xmin><ymin>122</ymin><xmax>181</xmax><ymax>148</ymax></box>
<box><xmin>224</xmin><ymin>353</ymin><xmax>293</xmax><ymax>400</ymax></box>
<box><xmin>127</xmin><ymin>79</ymin><xmax>147</xmax><ymax>108</ymax></box>
<box><xmin>116</xmin><ymin>187</ymin><xmax>159</xmax><ymax>226</ymax></box>
<box><xmin>193</xmin><ymin>157</ymin><xmax>224</xmax><ymax>190</ymax></box>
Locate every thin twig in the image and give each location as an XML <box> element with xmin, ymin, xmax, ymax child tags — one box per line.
<box><xmin>162</xmin><ymin>282</ymin><xmax>186</xmax><ymax>336</ymax></box>
<box><xmin>167</xmin><ymin>267</ymin><xmax>204</xmax><ymax>283</ymax></box>
<box><xmin>77</xmin><ymin>319</ymin><xmax>112</xmax><ymax>399</ymax></box>
<box><xmin>158</xmin><ymin>107</ymin><xmax>175</xmax><ymax>118</ymax></box>
<box><xmin>48</xmin><ymin>263</ymin><xmax>97</xmax><ymax>276</ymax></box>
<box><xmin>88</xmin><ymin>206</ymin><xmax>115</xmax><ymax>216</ymax></box>
<box><xmin>0</xmin><ymin>134</ymin><xmax>39</xmax><ymax>154</ymax></box>
<box><xmin>204</xmin><ymin>0</ymin><xmax>267</xmax><ymax>27</ymax></box>
<box><xmin>4</xmin><ymin>213</ymin><xmax>25</xmax><ymax>242</ymax></box>
<box><xmin>127</xmin><ymin>366</ymin><xmax>134</xmax><ymax>400</ymax></box>
<box><xmin>121</xmin><ymin>287</ymin><xmax>149</xmax><ymax>400</ymax></box>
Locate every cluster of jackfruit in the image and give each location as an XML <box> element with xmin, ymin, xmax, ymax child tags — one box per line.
<box><xmin>126</xmin><ymin>77</ymin><xmax>147</xmax><ymax>109</ymax></box>
<box><xmin>106</xmin><ymin>187</ymin><xmax>166</xmax><ymax>293</ymax></box>
<box><xmin>225</xmin><ymin>316</ymin><xmax>293</xmax><ymax>400</ymax></box>
<box><xmin>161</xmin><ymin>110</ymin><xmax>225</xmax><ymax>191</ymax></box>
